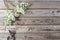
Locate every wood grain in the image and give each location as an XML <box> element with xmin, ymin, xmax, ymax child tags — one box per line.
<box><xmin>1</xmin><ymin>10</ymin><xmax>60</xmax><ymax>26</ymax></box>
<box><xmin>1</xmin><ymin>1</ymin><xmax>60</xmax><ymax>9</ymax></box>
<box><xmin>1</xmin><ymin>10</ymin><xmax>60</xmax><ymax>25</ymax></box>
<box><xmin>1</xmin><ymin>25</ymin><xmax>60</xmax><ymax>31</ymax></box>
<box><xmin>0</xmin><ymin>31</ymin><xmax>60</xmax><ymax>40</ymax></box>
<box><xmin>16</xmin><ymin>25</ymin><xmax>60</xmax><ymax>31</ymax></box>
<box><xmin>1</xmin><ymin>0</ymin><xmax>60</xmax><ymax>2</ymax></box>
<box><xmin>0</xmin><ymin>10</ymin><xmax>59</xmax><ymax>18</ymax></box>
<box><xmin>16</xmin><ymin>31</ymin><xmax>60</xmax><ymax>40</ymax></box>
<box><xmin>14</xmin><ymin>17</ymin><xmax>60</xmax><ymax>25</ymax></box>
<box><xmin>0</xmin><ymin>0</ymin><xmax>60</xmax><ymax>40</ymax></box>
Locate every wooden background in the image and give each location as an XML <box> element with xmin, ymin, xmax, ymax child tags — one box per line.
<box><xmin>0</xmin><ymin>0</ymin><xmax>60</xmax><ymax>40</ymax></box>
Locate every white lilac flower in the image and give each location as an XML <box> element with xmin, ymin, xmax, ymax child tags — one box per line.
<box><xmin>5</xmin><ymin>2</ymin><xmax>31</xmax><ymax>26</ymax></box>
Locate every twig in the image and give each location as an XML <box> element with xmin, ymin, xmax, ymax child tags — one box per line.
<box><xmin>3</xmin><ymin>0</ymin><xmax>9</xmax><ymax>10</ymax></box>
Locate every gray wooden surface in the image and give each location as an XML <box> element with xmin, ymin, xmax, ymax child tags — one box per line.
<box><xmin>1</xmin><ymin>0</ymin><xmax>60</xmax><ymax>9</ymax></box>
<box><xmin>0</xmin><ymin>0</ymin><xmax>60</xmax><ymax>40</ymax></box>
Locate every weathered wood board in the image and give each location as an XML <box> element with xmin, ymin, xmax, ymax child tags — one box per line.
<box><xmin>1</xmin><ymin>25</ymin><xmax>60</xmax><ymax>32</ymax></box>
<box><xmin>1</xmin><ymin>10</ymin><xmax>60</xmax><ymax>18</ymax></box>
<box><xmin>15</xmin><ymin>17</ymin><xmax>60</xmax><ymax>25</ymax></box>
<box><xmin>0</xmin><ymin>0</ymin><xmax>60</xmax><ymax>2</ymax></box>
<box><xmin>4</xmin><ymin>0</ymin><xmax>60</xmax><ymax>1</ymax></box>
<box><xmin>1</xmin><ymin>10</ymin><xmax>60</xmax><ymax>25</ymax></box>
<box><xmin>1</xmin><ymin>0</ymin><xmax>60</xmax><ymax>9</ymax></box>
<box><xmin>0</xmin><ymin>0</ymin><xmax>60</xmax><ymax>40</ymax></box>
<box><xmin>0</xmin><ymin>31</ymin><xmax>60</xmax><ymax>40</ymax></box>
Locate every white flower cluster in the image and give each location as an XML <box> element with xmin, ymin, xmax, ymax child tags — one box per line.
<box><xmin>14</xmin><ymin>2</ymin><xmax>31</xmax><ymax>17</ymax></box>
<box><xmin>5</xmin><ymin>2</ymin><xmax>31</xmax><ymax>26</ymax></box>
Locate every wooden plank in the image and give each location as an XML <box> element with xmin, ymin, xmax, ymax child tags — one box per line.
<box><xmin>15</xmin><ymin>0</ymin><xmax>60</xmax><ymax>1</ymax></box>
<box><xmin>0</xmin><ymin>31</ymin><xmax>60</xmax><ymax>40</ymax></box>
<box><xmin>0</xmin><ymin>10</ymin><xmax>60</xmax><ymax>17</ymax></box>
<box><xmin>25</xmin><ymin>10</ymin><xmax>56</xmax><ymax>16</ymax></box>
<box><xmin>1</xmin><ymin>25</ymin><xmax>60</xmax><ymax>31</ymax></box>
<box><xmin>2</xmin><ymin>0</ymin><xmax>60</xmax><ymax>2</ymax></box>
<box><xmin>14</xmin><ymin>17</ymin><xmax>60</xmax><ymax>25</ymax></box>
<box><xmin>16</xmin><ymin>31</ymin><xmax>60</xmax><ymax>40</ymax></box>
<box><xmin>1</xmin><ymin>1</ymin><xmax>60</xmax><ymax>9</ymax></box>
<box><xmin>15</xmin><ymin>18</ymin><xmax>54</xmax><ymax>25</ymax></box>
<box><xmin>0</xmin><ymin>10</ymin><xmax>58</xmax><ymax>18</ymax></box>
<box><xmin>1</xmin><ymin>10</ymin><xmax>60</xmax><ymax>25</ymax></box>
<box><xmin>1</xmin><ymin>17</ymin><xmax>60</xmax><ymax>25</ymax></box>
<box><xmin>16</xmin><ymin>25</ymin><xmax>60</xmax><ymax>32</ymax></box>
